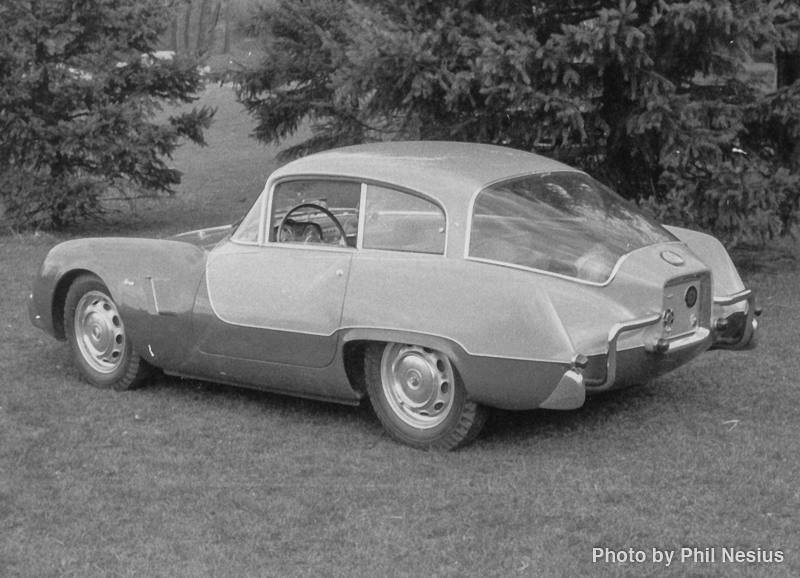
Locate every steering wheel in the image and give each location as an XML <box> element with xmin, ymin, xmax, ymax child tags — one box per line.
<box><xmin>276</xmin><ymin>203</ymin><xmax>348</xmax><ymax>246</ymax></box>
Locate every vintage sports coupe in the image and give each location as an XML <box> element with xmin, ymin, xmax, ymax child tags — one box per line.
<box><xmin>29</xmin><ymin>142</ymin><xmax>759</xmax><ymax>449</ymax></box>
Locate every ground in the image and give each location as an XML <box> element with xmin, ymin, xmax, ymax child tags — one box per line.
<box><xmin>1</xmin><ymin>84</ymin><xmax>799</xmax><ymax>578</ymax></box>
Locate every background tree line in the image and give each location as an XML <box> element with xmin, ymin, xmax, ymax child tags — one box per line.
<box><xmin>234</xmin><ymin>0</ymin><xmax>800</xmax><ymax>246</ymax></box>
<box><xmin>162</xmin><ymin>0</ymin><xmax>267</xmax><ymax>57</ymax></box>
<box><xmin>2</xmin><ymin>0</ymin><xmax>799</xmax><ymax>246</ymax></box>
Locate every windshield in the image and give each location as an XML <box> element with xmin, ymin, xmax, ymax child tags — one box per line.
<box><xmin>469</xmin><ymin>172</ymin><xmax>676</xmax><ymax>283</ymax></box>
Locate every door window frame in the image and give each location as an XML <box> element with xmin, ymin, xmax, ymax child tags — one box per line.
<box><xmin>232</xmin><ymin>176</ymin><xmax>449</xmax><ymax>256</ymax></box>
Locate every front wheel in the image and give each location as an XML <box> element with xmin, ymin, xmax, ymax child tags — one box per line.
<box><xmin>64</xmin><ymin>274</ymin><xmax>150</xmax><ymax>390</ymax></box>
<box><xmin>365</xmin><ymin>343</ymin><xmax>487</xmax><ymax>450</ymax></box>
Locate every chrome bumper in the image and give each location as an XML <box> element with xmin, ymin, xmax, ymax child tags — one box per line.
<box><xmin>587</xmin><ymin>288</ymin><xmax>759</xmax><ymax>392</ymax></box>
<box><xmin>711</xmin><ymin>289</ymin><xmax>759</xmax><ymax>350</ymax></box>
<box><xmin>590</xmin><ymin>313</ymin><xmax>662</xmax><ymax>392</ymax></box>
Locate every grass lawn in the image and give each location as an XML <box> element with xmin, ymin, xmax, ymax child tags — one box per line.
<box><xmin>1</xmin><ymin>85</ymin><xmax>799</xmax><ymax>577</ymax></box>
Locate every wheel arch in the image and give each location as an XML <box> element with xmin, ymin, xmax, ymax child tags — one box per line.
<box><xmin>51</xmin><ymin>268</ymin><xmax>98</xmax><ymax>340</ymax></box>
<box><xmin>340</xmin><ymin>329</ymin><xmax>470</xmax><ymax>397</ymax></box>
<box><xmin>348</xmin><ymin>331</ymin><xmax>489</xmax><ymax>449</ymax></box>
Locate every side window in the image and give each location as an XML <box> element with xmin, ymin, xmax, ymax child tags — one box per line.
<box><xmin>363</xmin><ymin>186</ymin><xmax>445</xmax><ymax>254</ymax></box>
<box><xmin>231</xmin><ymin>192</ymin><xmax>265</xmax><ymax>244</ymax></box>
<box><xmin>270</xmin><ymin>180</ymin><xmax>361</xmax><ymax>246</ymax></box>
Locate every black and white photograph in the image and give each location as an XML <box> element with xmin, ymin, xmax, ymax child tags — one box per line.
<box><xmin>1</xmin><ymin>0</ymin><xmax>798</xmax><ymax>576</ymax></box>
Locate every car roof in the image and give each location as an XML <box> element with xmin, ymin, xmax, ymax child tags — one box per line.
<box><xmin>269</xmin><ymin>141</ymin><xmax>576</xmax><ymax>204</ymax></box>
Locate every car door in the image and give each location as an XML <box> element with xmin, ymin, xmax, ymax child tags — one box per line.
<box><xmin>198</xmin><ymin>179</ymin><xmax>361</xmax><ymax>368</ymax></box>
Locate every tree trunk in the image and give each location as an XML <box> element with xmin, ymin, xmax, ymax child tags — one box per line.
<box><xmin>600</xmin><ymin>61</ymin><xmax>640</xmax><ymax>197</ymax></box>
<box><xmin>168</xmin><ymin>16</ymin><xmax>178</xmax><ymax>52</ymax></box>
<box><xmin>776</xmin><ymin>50</ymin><xmax>800</xmax><ymax>172</ymax></box>
<box><xmin>776</xmin><ymin>50</ymin><xmax>800</xmax><ymax>88</ymax></box>
<box><xmin>196</xmin><ymin>0</ymin><xmax>212</xmax><ymax>56</ymax></box>
<box><xmin>205</xmin><ymin>2</ymin><xmax>222</xmax><ymax>56</ymax></box>
<box><xmin>223</xmin><ymin>1</ymin><xmax>230</xmax><ymax>54</ymax></box>
<box><xmin>183</xmin><ymin>1</ymin><xmax>193</xmax><ymax>53</ymax></box>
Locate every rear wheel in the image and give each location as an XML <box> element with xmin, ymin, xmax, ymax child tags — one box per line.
<box><xmin>365</xmin><ymin>342</ymin><xmax>487</xmax><ymax>450</ymax></box>
<box><xmin>64</xmin><ymin>274</ymin><xmax>149</xmax><ymax>390</ymax></box>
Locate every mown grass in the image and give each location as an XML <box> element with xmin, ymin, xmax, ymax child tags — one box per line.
<box><xmin>2</xmin><ymin>86</ymin><xmax>799</xmax><ymax>577</ymax></box>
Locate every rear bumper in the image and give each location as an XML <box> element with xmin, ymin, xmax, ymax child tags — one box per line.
<box><xmin>710</xmin><ymin>289</ymin><xmax>759</xmax><ymax>351</ymax></box>
<box><xmin>583</xmin><ymin>288</ymin><xmax>758</xmax><ymax>394</ymax></box>
<box><xmin>585</xmin><ymin>313</ymin><xmax>714</xmax><ymax>393</ymax></box>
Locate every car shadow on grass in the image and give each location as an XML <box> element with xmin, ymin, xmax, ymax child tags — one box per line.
<box><xmin>137</xmin><ymin>369</ymin><xmax>687</xmax><ymax>451</ymax></box>
<box><xmin>478</xmin><ymin>381</ymin><xmax>673</xmax><ymax>446</ymax></box>
<box><xmin>35</xmin><ymin>338</ymin><xmax>697</xmax><ymax>452</ymax></box>
<box><xmin>141</xmin><ymin>370</ymin><xmax>388</xmax><ymax>441</ymax></box>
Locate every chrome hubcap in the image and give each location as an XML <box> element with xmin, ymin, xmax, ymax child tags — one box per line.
<box><xmin>74</xmin><ymin>291</ymin><xmax>125</xmax><ymax>374</ymax></box>
<box><xmin>380</xmin><ymin>344</ymin><xmax>455</xmax><ymax>429</ymax></box>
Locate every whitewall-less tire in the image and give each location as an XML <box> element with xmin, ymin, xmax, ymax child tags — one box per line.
<box><xmin>365</xmin><ymin>342</ymin><xmax>487</xmax><ymax>450</ymax></box>
<box><xmin>64</xmin><ymin>274</ymin><xmax>150</xmax><ymax>390</ymax></box>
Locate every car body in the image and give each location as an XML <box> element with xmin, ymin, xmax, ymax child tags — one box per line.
<box><xmin>29</xmin><ymin>141</ymin><xmax>759</xmax><ymax>449</ymax></box>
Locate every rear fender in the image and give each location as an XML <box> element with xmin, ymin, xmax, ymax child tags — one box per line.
<box><xmin>339</xmin><ymin>328</ymin><xmax>576</xmax><ymax>410</ymax></box>
<box><xmin>664</xmin><ymin>226</ymin><xmax>755</xmax><ymax>340</ymax></box>
<box><xmin>664</xmin><ymin>226</ymin><xmax>745</xmax><ymax>297</ymax></box>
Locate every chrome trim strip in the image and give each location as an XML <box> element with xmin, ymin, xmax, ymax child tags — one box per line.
<box><xmin>258</xmin><ymin>180</ymin><xmax>270</xmax><ymax>246</ymax></box>
<box><xmin>465</xmin><ymin>256</ymin><xmax>615</xmax><ymax>287</ymax></box>
<box><xmin>228</xmin><ymin>239</ymin><xmax>259</xmax><ymax>247</ymax></box>
<box><xmin>713</xmin><ymin>289</ymin><xmax>752</xmax><ymax>307</ymax></box>
<box><xmin>665</xmin><ymin>327</ymin><xmax>711</xmax><ymax>350</ymax></box>
<box><xmin>174</xmin><ymin>224</ymin><xmax>235</xmax><ymax>238</ymax></box>
<box><xmin>231</xmin><ymin>242</ymin><xmax>355</xmax><ymax>254</ymax></box>
<box><xmin>148</xmin><ymin>278</ymin><xmax>160</xmax><ymax>314</ymax></box>
<box><xmin>356</xmin><ymin>183</ymin><xmax>366</xmax><ymax>250</ymax></box>
<box><xmin>464</xmin><ymin>243</ymin><xmax>684</xmax><ymax>287</ymax></box>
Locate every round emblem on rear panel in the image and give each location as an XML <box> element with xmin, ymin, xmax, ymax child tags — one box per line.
<box><xmin>661</xmin><ymin>250</ymin><xmax>685</xmax><ymax>266</ymax></box>
<box><xmin>663</xmin><ymin>308</ymin><xmax>675</xmax><ymax>332</ymax></box>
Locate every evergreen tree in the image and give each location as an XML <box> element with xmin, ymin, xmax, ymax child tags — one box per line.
<box><xmin>0</xmin><ymin>0</ymin><xmax>214</xmax><ymax>228</ymax></box>
<box><xmin>234</xmin><ymin>0</ymin><xmax>800</xmax><ymax>244</ymax></box>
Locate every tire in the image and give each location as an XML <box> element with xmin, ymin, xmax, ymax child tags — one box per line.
<box><xmin>365</xmin><ymin>342</ymin><xmax>487</xmax><ymax>450</ymax></box>
<box><xmin>64</xmin><ymin>274</ymin><xmax>150</xmax><ymax>390</ymax></box>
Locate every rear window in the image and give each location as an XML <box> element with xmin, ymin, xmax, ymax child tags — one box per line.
<box><xmin>469</xmin><ymin>172</ymin><xmax>675</xmax><ymax>283</ymax></box>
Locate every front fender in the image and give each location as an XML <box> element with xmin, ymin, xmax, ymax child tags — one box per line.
<box><xmin>29</xmin><ymin>238</ymin><xmax>207</xmax><ymax>369</ymax></box>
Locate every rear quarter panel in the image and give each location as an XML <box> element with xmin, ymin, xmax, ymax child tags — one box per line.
<box><xmin>341</xmin><ymin>251</ymin><xmax>607</xmax><ymax>408</ymax></box>
<box><xmin>339</xmin><ymin>243</ymin><xmax>713</xmax><ymax>408</ymax></box>
<box><xmin>342</xmin><ymin>251</ymin><xmax>577</xmax><ymax>362</ymax></box>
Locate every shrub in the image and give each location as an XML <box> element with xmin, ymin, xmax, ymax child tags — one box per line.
<box><xmin>233</xmin><ymin>0</ymin><xmax>800</xmax><ymax>245</ymax></box>
<box><xmin>0</xmin><ymin>0</ymin><xmax>214</xmax><ymax>229</ymax></box>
